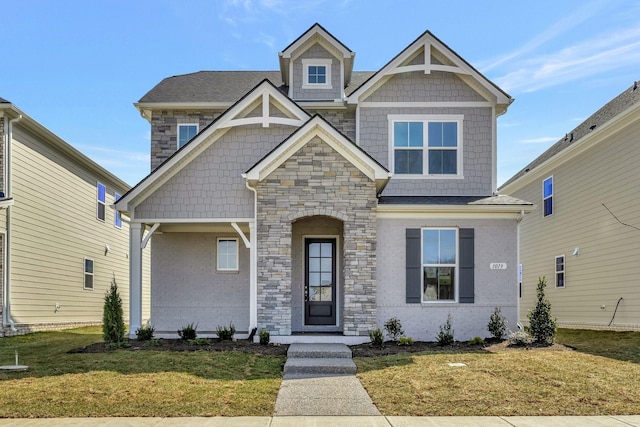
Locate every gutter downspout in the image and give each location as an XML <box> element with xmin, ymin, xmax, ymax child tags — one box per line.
<box><xmin>3</xmin><ymin>115</ymin><xmax>22</xmax><ymax>332</ymax></box>
<box><xmin>244</xmin><ymin>179</ymin><xmax>258</xmax><ymax>333</ymax></box>
<box><xmin>515</xmin><ymin>209</ymin><xmax>525</xmax><ymax>330</ymax></box>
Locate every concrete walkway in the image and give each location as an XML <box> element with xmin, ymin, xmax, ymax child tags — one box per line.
<box><xmin>1</xmin><ymin>416</ymin><xmax>639</xmax><ymax>426</ymax></box>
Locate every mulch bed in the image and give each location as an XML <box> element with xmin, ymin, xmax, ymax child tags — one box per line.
<box><xmin>69</xmin><ymin>337</ymin><xmax>572</xmax><ymax>357</ymax></box>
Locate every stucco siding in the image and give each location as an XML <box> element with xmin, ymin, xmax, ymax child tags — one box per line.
<box><xmin>359</xmin><ymin>106</ymin><xmax>493</xmax><ymax>196</ymax></box>
<box><xmin>291</xmin><ymin>43</ymin><xmax>341</xmax><ymax>100</ymax></box>
<box><xmin>512</xmin><ymin>116</ymin><xmax>640</xmax><ymax>329</ymax></box>
<box><xmin>8</xmin><ymin>125</ymin><xmax>150</xmax><ymax>327</ymax></box>
<box><xmin>149</xmin><ymin>233</ymin><xmax>250</xmax><ymax>334</ymax></box>
<box><xmin>376</xmin><ymin>217</ymin><xmax>518</xmax><ymax>341</ymax></box>
<box><xmin>135</xmin><ymin>124</ymin><xmax>295</xmax><ymax>220</ymax></box>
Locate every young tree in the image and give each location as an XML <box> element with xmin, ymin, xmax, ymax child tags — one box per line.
<box><xmin>103</xmin><ymin>278</ymin><xmax>126</xmax><ymax>343</ymax></box>
<box><xmin>527</xmin><ymin>277</ymin><xmax>557</xmax><ymax>344</ymax></box>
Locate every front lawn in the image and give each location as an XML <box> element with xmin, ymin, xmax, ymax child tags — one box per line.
<box><xmin>355</xmin><ymin>328</ymin><xmax>640</xmax><ymax>416</ymax></box>
<box><xmin>0</xmin><ymin>327</ymin><xmax>285</xmax><ymax>417</ymax></box>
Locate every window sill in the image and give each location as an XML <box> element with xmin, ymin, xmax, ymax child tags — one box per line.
<box><xmin>301</xmin><ymin>84</ymin><xmax>333</xmax><ymax>90</ymax></box>
<box><xmin>216</xmin><ymin>269</ymin><xmax>240</xmax><ymax>274</ymax></box>
<box><xmin>393</xmin><ymin>174</ymin><xmax>464</xmax><ymax>180</ymax></box>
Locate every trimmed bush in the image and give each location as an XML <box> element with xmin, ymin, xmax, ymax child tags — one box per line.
<box><xmin>259</xmin><ymin>329</ymin><xmax>270</xmax><ymax>345</ymax></box>
<box><xmin>384</xmin><ymin>317</ymin><xmax>404</xmax><ymax>341</ymax></box>
<box><xmin>369</xmin><ymin>328</ymin><xmax>384</xmax><ymax>348</ymax></box>
<box><xmin>398</xmin><ymin>336</ymin><xmax>414</xmax><ymax>346</ymax></box>
<box><xmin>487</xmin><ymin>307</ymin><xmax>507</xmax><ymax>340</ymax></box>
<box><xmin>216</xmin><ymin>323</ymin><xmax>236</xmax><ymax>341</ymax></box>
<box><xmin>178</xmin><ymin>323</ymin><xmax>198</xmax><ymax>340</ymax></box>
<box><xmin>469</xmin><ymin>336</ymin><xmax>484</xmax><ymax>346</ymax></box>
<box><xmin>135</xmin><ymin>323</ymin><xmax>155</xmax><ymax>341</ymax></box>
<box><xmin>436</xmin><ymin>314</ymin><xmax>455</xmax><ymax>346</ymax></box>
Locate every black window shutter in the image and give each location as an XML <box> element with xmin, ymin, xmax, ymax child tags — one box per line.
<box><xmin>406</xmin><ymin>228</ymin><xmax>422</xmax><ymax>303</ymax></box>
<box><xmin>459</xmin><ymin>228</ymin><xmax>475</xmax><ymax>303</ymax></box>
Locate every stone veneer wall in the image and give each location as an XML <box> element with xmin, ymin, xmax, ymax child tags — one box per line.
<box><xmin>256</xmin><ymin>136</ymin><xmax>378</xmax><ymax>336</ymax></box>
<box><xmin>150</xmin><ymin>110</ymin><xmax>223</xmax><ymax>171</ymax></box>
<box><xmin>304</xmin><ymin>108</ymin><xmax>356</xmax><ymax>141</ymax></box>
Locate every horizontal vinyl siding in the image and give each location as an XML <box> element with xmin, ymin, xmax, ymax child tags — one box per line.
<box><xmin>8</xmin><ymin>126</ymin><xmax>148</xmax><ymax>325</ymax></box>
<box><xmin>514</xmin><ymin>117</ymin><xmax>640</xmax><ymax>328</ymax></box>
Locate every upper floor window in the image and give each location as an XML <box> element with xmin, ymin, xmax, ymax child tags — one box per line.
<box><xmin>389</xmin><ymin>115</ymin><xmax>463</xmax><ymax>177</ymax></box>
<box><xmin>302</xmin><ymin>59</ymin><xmax>332</xmax><ymax>89</ymax></box>
<box><xmin>114</xmin><ymin>193</ymin><xmax>122</xmax><ymax>228</ymax></box>
<box><xmin>555</xmin><ymin>255</ymin><xmax>565</xmax><ymax>288</ymax></box>
<box><xmin>178</xmin><ymin>124</ymin><xmax>198</xmax><ymax>149</ymax></box>
<box><xmin>543</xmin><ymin>176</ymin><xmax>553</xmax><ymax>217</ymax></box>
<box><xmin>97</xmin><ymin>183</ymin><xmax>106</xmax><ymax>221</ymax></box>
<box><xmin>217</xmin><ymin>238</ymin><xmax>238</xmax><ymax>271</ymax></box>
<box><xmin>422</xmin><ymin>228</ymin><xmax>457</xmax><ymax>302</ymax></box>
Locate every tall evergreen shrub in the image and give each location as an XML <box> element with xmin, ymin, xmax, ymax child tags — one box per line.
<box><xmin>103</xmin><ymin>278</ymin><xmax>126</xmax><ymax>343</ymax></box>
<box><xmin>527</xmin><ymin>277</ymin><xmax>557</xmax><ymax>344</ymax></box>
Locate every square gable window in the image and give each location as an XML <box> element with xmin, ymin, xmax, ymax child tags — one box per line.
<box><xmin>178</xmin><ymin>124</ymin><xmax>198</xmax><ymax>149</ymax></box>
<box><xmin>302</xmin><ymin>59</ymin><xmax>332</xmax><ymax>89</ymax></box>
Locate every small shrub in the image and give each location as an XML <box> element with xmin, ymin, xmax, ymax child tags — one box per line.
<box><xmin>528</xmin><ymin>276</ymin><xmax>558</xmax><ymax>344</ymax></box>
<box><xmin>216</xmin><ymin>322</ymin><xmax>236</xmax><ymax>341</ymax></box>
<box><xmin>145</xmin><ymin>339</ymin><xmax>162</xmax><ymax>347</ymax></box>
<box><xmin>383</xmin><ymin>317</ymin><xmax>405</xmax><ymax>341</ymax></box>
<box><xmin>398</xmin><ymin>336</ymin><xmax>414</xmax><ymax>346</ymax></box>
<box><xmin>189</xmin><ymin>338</ymin><xmax>210</xmax><ymax>346</ymax></box>
<box><xmin>436</xmin><ymin>314</ymin><xmax>455</xmax><ymax>346</ymax></box>
<box><xmin>103</xmin><ymin>278</ymin><xmax>126</xmax><ymax>344</ymax></box>
<box><xmin>369</xmin><ymin>328</ymin><xmax>384</xmax><ymax>348</ymax></box>
<box><xmin>259</xmin><ymin>329</ymin><xmax>270</xmax><ymax>345</ymax></box>
<box><xmin>508</xmin><ymin>330</ymin><xmax>534</xmax><ymax>346</ymax></box>
<box><xmin>135</xmin><ymin>323</ymin><xmax>155</xmax><ymax>341</ymax></box>
<box><xmin>469</xmin><ymin>336</ymin><xmax>484</xmax><ymax>346</ymax></box>
<box><xmin>487</xmin><ymin>307</ymin><xmax>507</xmax><ymax>340</ymax></box>
<box><xmin>105</xmin><ymin>341</ymin><xmax>131</xmax><ymax>350</ymax></box>
<box><xmin>178</xmin><ymin>323</ymin><xmax>198</xmax><ymax>340</ymax></box>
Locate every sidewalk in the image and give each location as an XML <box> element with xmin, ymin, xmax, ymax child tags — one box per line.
<box><xmin>0</xmin><ymin>415</ymin><xmax>639</xmax><ymax>426</ymax></box>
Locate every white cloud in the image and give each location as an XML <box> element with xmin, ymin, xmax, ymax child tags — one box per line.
<box><xmin>520</xmin><ymin>137</ymin><xmax>558</xmax><ymax>144</ymax></box>
<box><xmin>494</xmin><ymin>25</ymin><xmax>640</xmax><ymax>93</ymax></box>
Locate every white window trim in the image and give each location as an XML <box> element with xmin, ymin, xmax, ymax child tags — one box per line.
<box><xmin>96</xmin><ymin>182</ymin><xmax>106</xmax><ymax>222</ymax></box>
<box><xmin>302</xmin><ymin>58</ymin><xmax>333</xmax><ymax>89</ymax></box>
<box><xmin>388</xmin><ymin>114</ymin><xmax>464</xmax><ymax>179</ymax></box>
<box><xmin>177</xmin><ymin>123</ymin><xmax>199</xmax><ymax>149</ymax></box>
<box><xmin>421</xmin><ymin>227</ymin><xmax>459</xmax><ymax>303</ymax></box>
<box><xmin>555</xmin><ymin>254</ymin><xmax>565</xmax><ymax>288</ymax></box>
<box><xmin>217</xmin><ymin>237</ymin><xmax>239</xmax><ymax>272</ymax></box>
<box><xmin>83</xmin><ymin>257</ymin><xmax>94</xmax><ymax>290</ymax></box>
<box><xmin>543</xmin><ymin>176</ymin><xmax>553</xmax><ymax>218</ymax></box>
<box><xmin>114</xmin><ymin>193</ymin><xmax>122</xmax><ymax>229</ymax></box>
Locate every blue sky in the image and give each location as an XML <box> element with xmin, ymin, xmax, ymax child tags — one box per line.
<box><xmin>2</xmin><ymin>0</ymin><xmax>639</xmax><ymax>186</ymax></box>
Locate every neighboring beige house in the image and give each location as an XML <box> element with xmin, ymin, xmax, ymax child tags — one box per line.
<box><xmin>500</xmin><ymin>83</ymin><xmax>640</xmax><ymax>330</ymax></box>
<box><xmin>0</xmin><ymin>97</ymin><xmax>150</xmax><ymax>336</ymax></box>
<box><xmin>118</xmin><ymin>24</ymin><xmax>532</xmax><ymax>343</ymax></box>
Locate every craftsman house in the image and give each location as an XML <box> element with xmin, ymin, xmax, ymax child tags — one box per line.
<box><xmin>117</xmin><ymin>24</ymin><xmax>532</xmax><ymax>342</ymax></box>
<box><xmin>500</xmin><ymin>83</ymin><xmax>640</xmax><ymax>330</ymax></box>
<box><xmin>0</xmin><ymin>98</ymin><xmax>150</xmax><ymax>336</ymax></box>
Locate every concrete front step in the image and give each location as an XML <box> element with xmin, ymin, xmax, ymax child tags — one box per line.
<box><xmin>283</xmin><ymin>343</ymin><xmax>357</xmax><ymax>378</ymax></box>
<box><xmin>287</xmin><ymin>343</ymin><xmax>353</xmax><ymax>359</ymax></box>
<box><xmin>283</xmin><ymin>358</ymin><xmax>357</xmax><ymax>377</ymax></box>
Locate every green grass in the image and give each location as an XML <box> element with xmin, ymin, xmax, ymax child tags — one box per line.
<box><xmin>0</xmin><ymin>327</ymin><xmax>284</xmax><ymax>417</ymax></box>
<box><xmin>356</xmin><ymin>329</ymin><xmax>640</xmax><ymax>416</ymax></box>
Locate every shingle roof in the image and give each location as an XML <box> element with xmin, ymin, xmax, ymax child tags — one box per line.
<box><xmin>138</xmin><ymin>70</ymin><xmax>376</xmax><ymax>103</ymax></box>
<box><xmin>0</xmin><ymin>97</ymin><xmax>10</xmax><ymax>103</ymax></box>
<box><xmin>500</xmin><ymin>81</ymin><xmax>640</xmax><ymax>189</ymax></box>
<box><xmin>378</xmin><ymin>195</ymin><xmax>533</xmax><ymax>206</ymax></box>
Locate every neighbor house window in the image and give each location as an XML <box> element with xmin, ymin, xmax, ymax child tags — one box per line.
<box><xmin>422</xmin><ymin>228</ymin><xmax>457</xmax><ymax>301</ymax></box>
<box><xmin>178</xmin><ymin>124</ymin><xmax>198</xmax><ymax>149</ymax></box>
<box><xmin>97</xmin><ymin>183</ymin><xmax>106</xmax><ymax>221</ymax></box>
<box><xmin>84</xmin><ymin>258</ymin><xmax>94</xmax><ymax>290</ymax></box>
<box><xmin>217</xmin><ymin>238</ymin><xmax>238</xmax><ymax>271</ymax></box>
<box><xmin>390</xmin><ymin>116</ymin><xmax>462</xmax><ymax>176</ymax></box>
<box><xmin>543</xmin><ymin>176</ymin><xmax>553</xmax><ymax>217</ymax></box>
<box><xmin>555</xmin><ymin>255</ymin><xmax>565</xmax><ymax>288</ymax></box>
<box><xmin>114</xmin><ymin>193</ymin><xmax>122</xmax><ymax>228</ymax></box>
<box><xmin>302</xmin><ymin>59</ymin><xmax>332</xmax><ymax>88</ymax></box>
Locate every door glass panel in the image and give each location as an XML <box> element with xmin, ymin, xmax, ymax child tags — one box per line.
<box><xmin>309</xmin><ymin>258</ymin><xmax>320</xmax><ymax>272</ymax></box>
<box><xmin>321</xmin><ymin>272</ymin><xmax>332</xmax><ymax>286</ymax></box>
<box><xmin>320</xmin><ymin>286</ymin><xmax>332</xmax><ymax>301</ymax></box>
<box><xmin>309</xmin><ymin>287</ymin><xmax>320</xmax><ymax>301</ymax></box>
<box><xmin>321</xmin><ymin>243</ymin><xmax>332</xmax><ymax>257</ymax></box>
<box><xmin>320</xmin><ymin>257</ymin><xmax>332</xmax><ymax>272</ymax></box>
<box><xmin>309</xmin><ymin>243</ymin><xmax>320</xmax><ymax>257</ymax></box>
<box><xmin>309</xmin><ymin>273</ymin><xmax>320</xmax><ymax>286</ymax></box>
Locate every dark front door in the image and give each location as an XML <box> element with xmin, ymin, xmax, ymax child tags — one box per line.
<box><xmin>304</xmin><ymin>238</ymin><xmax>337</xmax><ymax>325</ymax></box>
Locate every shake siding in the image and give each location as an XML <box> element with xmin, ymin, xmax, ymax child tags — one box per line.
<box><xmin>9</xmin><ymin>125</ymin><xmax>149</xmax><ymax>325</ymax></box>
<box><xmin>515</xmin><ymin>117</ymin><xmax>640</xmax><ymax>328</ymax></box>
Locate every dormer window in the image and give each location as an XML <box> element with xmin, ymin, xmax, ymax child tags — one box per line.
<box><xmin>302</xmin><ymin>59</ymin><xmax>332</xmax><ymax>89</ymax></box>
